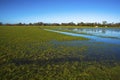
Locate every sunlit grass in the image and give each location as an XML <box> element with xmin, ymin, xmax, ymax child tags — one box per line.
<box><xmin>0</xmin><ymin>26</ymin><xmax>120</xmax><ymax>80</ymax></box>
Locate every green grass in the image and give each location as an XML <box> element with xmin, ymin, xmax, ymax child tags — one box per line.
<box><xmin>0</xmin><ymin>26</ymin><xmax>88</xmax><ymax>42</ymax></box>
<box><xmin>0</xmin><ymin>26</ymin><xmax>120</xmax><ymax>80</ymax></box>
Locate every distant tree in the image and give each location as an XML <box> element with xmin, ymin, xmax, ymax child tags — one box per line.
<box><xmin>51</xmin><ymin>23</ymin><xmax>60</xmax><ymax>26</ymax></box>
<box><xmin>5</xmin><ymin>23</ymin><xmax>12</xmax><ymax>26</ymax></box>
<box><xmin>0</xmin><ymin>22</ymin><xmax>3</xmax><ymax>26</ymax></box>
<box><xmin>77</xmin><ymin>22</ymin><xmax>85</xmax><ymax>26</ymax></box>
<box><xmin>23</xmin><ymin>23</ymin><xmax>26</xmax><ymax>26</ymax></box>
<box><xmin>17</xmin><ymin>22</ymin><xmax>23</xmax><ymax>26</ymax></box>
<box><xmin>102</xmin><ymin>21</ymin><xmax>107</xmax><ymax>25</ymax></box>
<box><xmin>43</xmin><ymin>23</ymin><xmax>51</xmax><ymax>26</ymax></box>
<box><xmin>61</xmin><ymin>22</ymin><xmax>76</xmax><ymax>26</ymax></box>
<box><xmin>61</xmin><ymin>23</ymin><xmax>69</xmax><ymax>26</ymax></box>
<box><xmin>33</xmin><ymin>22</ymin><xmax>44</xmax><ymax>26</ymax></box>
<box><xmin>38</xmin><ymin>22</ymin><xmax>44</xmax><ymax>26</ymax></box>
<box><xmin>68</xmin><ymin>22</ymin><xmax>76</xmax><ymax>26</ymax></box>
<box><xmin>114</xmin><ymin>23</ymin><xmax>120</xmax><ymax>27</ymax></box>
<box><xmin>29</xmin><ymin>23</ymin><xmax>33</xmax><ymax>26</ymax></box>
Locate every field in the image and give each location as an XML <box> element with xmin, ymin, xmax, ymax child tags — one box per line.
<box><xmin>0</xmin><ymin>26</ymin><xmax>120</xmax><ymax>80</ymax></box>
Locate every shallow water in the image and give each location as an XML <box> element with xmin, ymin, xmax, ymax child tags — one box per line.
<box><xmin>50</xmin><ymin>40</ymin><xmax>120</xmax><ymax>62</ymax></box>
<box><xmin>45</xmin><ymin>29</ymin><xmax>120</xmax><ymax>45</ymax></box>
<box><xmin>68</xmin><ymin>28</ymin><xmax>120</xmax><ymax>39</ymax></box>
<box><xmin>45</xmin><ymin>28</ymin><xmax>120</xmax><ymax>61</ymax></box>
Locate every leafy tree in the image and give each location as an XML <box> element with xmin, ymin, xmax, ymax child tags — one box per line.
<box><xmin>0</xmin><ymin>22</ymin><xmax>3</xmax><ymax>26</ymax></box>
<box><xmin>102</xmin><ymin>21</ymin><xmax>107</xmax><ymax>25</ymax></box>
<box><xmin>29</xmin><ymin>23</ymin><xmax>33</xmax><ymax>26</ymax></box>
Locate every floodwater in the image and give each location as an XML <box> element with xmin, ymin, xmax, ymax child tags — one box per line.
<box><xmin>70</xmin><ymin>28</ymin><xmax>120</xmax><ymax>39</ymax></box>
<box><xmin>44</xmin><ymin>28</ymin><xmax>120</xmax><ymax>45</ymax></box>
<box><xmin>44</xmin><ymin>28</ymin><xmax>120</xmax><ymax>62</ymax></box>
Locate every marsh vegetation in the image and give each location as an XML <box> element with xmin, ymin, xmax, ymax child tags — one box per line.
<box><xmin>0</xmin><ymin>26</ymin><xmax>120</xmax><ymax>80</ymax></box>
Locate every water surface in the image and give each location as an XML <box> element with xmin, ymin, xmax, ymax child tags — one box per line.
<box><xmin>45</xmin><ymin>28</ymin><xmax>120</xmax><ymax>62</ymax></box>
<box><xmin>45</xmin><ymin>28</ymin><xmax>120</xmax><ymax>45</ymax></box>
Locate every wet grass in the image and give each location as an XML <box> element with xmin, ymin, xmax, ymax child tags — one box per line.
<box><xmin>0</xmin><ymin>26</ymin><xmax>120</xmax><ymax>80</ymax></box>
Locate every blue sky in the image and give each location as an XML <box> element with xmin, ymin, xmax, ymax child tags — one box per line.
<box><xmin>0</xmin><ymin>0</ymin><xmax>120</xmax><ymax>23</ymax></box>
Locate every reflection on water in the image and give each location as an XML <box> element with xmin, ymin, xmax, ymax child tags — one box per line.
<box><xmin>70</xmin><ymin>28</ymin><xmax>120</xmax><ymax>39</ymax></box>
<box><xmin>51</xmin><ymin>40</ymin><xmax>120</xmax><ymax>62</ymax></box>
<box><xmin>45</xmin><ymin>28</ymin><xmax>120</xmax><ymax>62</ymax></box>
<box><xmin>45</xmin><ymin>28</ymin><xmax>120</xmax><ymax>45</ymax></box>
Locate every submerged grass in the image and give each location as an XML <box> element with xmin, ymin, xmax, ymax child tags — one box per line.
<box><xmin>0</xmin><ymin>26</ymin><xmax>120</xmax><ymax>80</ymax></box>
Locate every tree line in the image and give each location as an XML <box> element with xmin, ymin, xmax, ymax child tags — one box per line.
<box><xmin>0</xmin><ymin>21</ymin><xmax>120</xmax><ymax>27</ymax></box>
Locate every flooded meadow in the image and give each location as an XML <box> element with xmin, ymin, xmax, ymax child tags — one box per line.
<box><xmin>1</xmin><ymin>26</ymin><xmax>120</xmax><ymax>80</ymax></box>
<box><xmin>46</xmin><ymin>27</ymin><xmax>120</xmax><ymax>63</ymax></box>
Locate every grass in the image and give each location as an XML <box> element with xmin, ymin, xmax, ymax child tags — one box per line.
<box><xmin>0</xmin><ymin>26</ymin><xmax>120</xmax><ymax>80</ymax></box>
<box><xmin>0</xmin><ymin>26</ymin><xmax>88</xmax><ymax>42</ymax></box>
